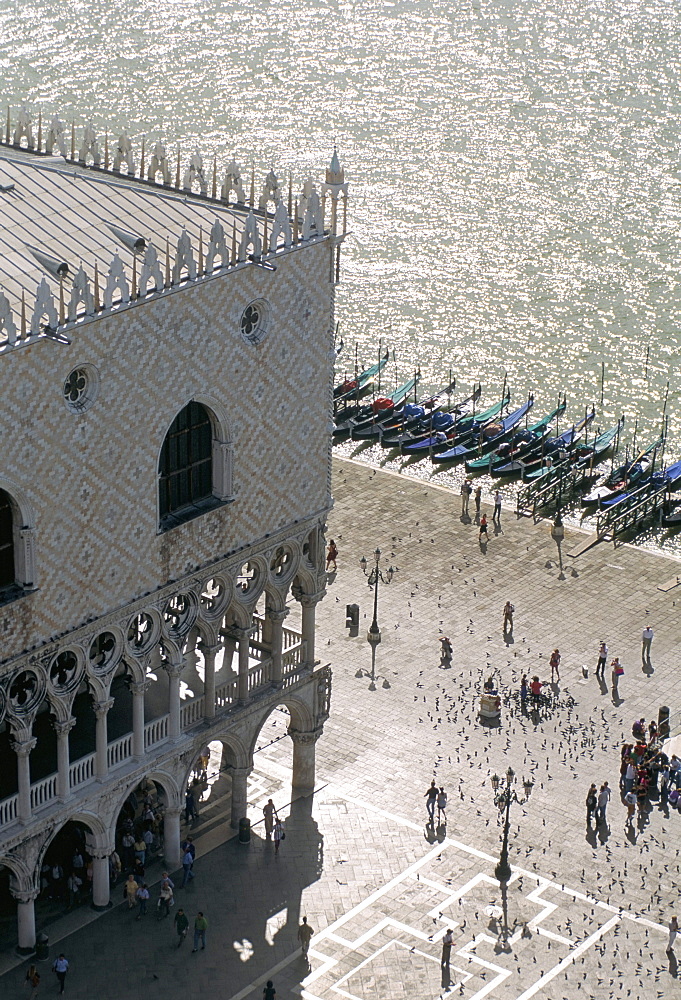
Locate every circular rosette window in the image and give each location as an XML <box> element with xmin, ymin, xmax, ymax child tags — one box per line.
<box><xmin>235</xmin><ymin>561</ymin><xmax>261</xmax><ymax>600</ymax></box>
<box><xmin>269</xmin><ymin>545</ymin><xmax>295</xmax><ymax>583</ymax></box>
<box><xmin>200</xmin><ymin>577</ymin><xmax>229</xmax><ymax>620</ymax></box>
<box><xmin>49</xmin><ymin>649</ymin><xmax>82</xmax><ymax>695</ymax></box>
<box><xmin>126</xmin><ymin>611</ymin><xmax>159</xmax><ymax>656</ymax></box>
<box><xmin>239</xmin><ymin>299</ymin><xmax>270</xmax><ymax>346</ymax></box>
<box><xmin>8</xmin><ymin>668</ymin><xmax>44</xmax><ymax>716</ymax></box>
<box><xmin>63</xmin><ymin>364</ymin><xmax>100</xmax><ymax>414</ymax></box>
<box><xmin>89</xmin><ymin>632</ymin><xmax>119</xmax><ymax>675</ymax></box>
<box><xmin>162</xmin><ymin>593</ymin><xmax>198</xmax><ymax>640</ymax></box>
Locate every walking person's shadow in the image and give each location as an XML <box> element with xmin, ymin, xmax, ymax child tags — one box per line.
<box><xmin>668</xmin><ymin>949</ymin><xmax>678</xmax><ymax>978</ymax></box>
<box><xmin>597</xmin><ymin>675</ymin><xmax>608</xmax><ymax>696</ymax></box>
<box><xmin>642</xmin><ymin>656</ymin><xmax>654</xmax><ymax>676</ymax></box>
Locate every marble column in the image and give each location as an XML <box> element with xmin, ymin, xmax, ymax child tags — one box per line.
<box><xmin>88</xmin><ymin>850</ymin><xmax>111</xmax><ymax>910</ymax></box>
<box><xmin>131</xmin><ymin>680</ymin><xmax>149</xmax><ymax>758</ymax></box>
<box><xmin>166</xmin><ymin>662</ymin><xmax>183</xmax><ymax>739</ymax></box>
<box><xmin>300</xmin><ymin>593</ymin><xmax>324</xmax><ymax>668</ymax></box>
<box><xmin>53</xmin><ymin>718</ymin><xmax>75</xmax><ymax>802</ymax></box>
<box><xmin>200</xmin><ymin>643</ymin><xmax>220</xmax><ymax>720</ymax></box>
<box><xmin>267</xmin><ymin>609</ymin><xmax>288</xmax><ymax>686</ymax></box>
<box><xmin>12</xmin><ymin>887</ymin><xmax>38</xmax><ymax>954</ymax></box>
<box><xmin>13</xmin><ymin>736</ymin><xmax>36</xmax><ymax>825</ymax></box>
<box><xmin>230</xmin><ymin>766</ymin><xmax>252</xmax><ymax>828</ymax></box>
<box><xmin>290</xmin><ymin>728</ymin><xmax>323</xmax><ymax>796</ymax></box>
<box><xmin>163</xmin><ymin>808</ymin><xmax>181</xmax><ymax>869</ymax></box>
<box><xmin>236</xmin><ymin>629</ymin><xmax>251</xmax><ymax>704</ymax></box>
<box><xmin>93</xmin><ymin>699</ymin><xmax>114</xmax><ymax>782</ymax></box>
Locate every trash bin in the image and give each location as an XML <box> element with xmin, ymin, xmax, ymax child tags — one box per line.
<box><xmin>35</xmin><ymin>933</ymin><xmax>49</xmax><ymax>961</ymax></box>
<box><xmin>345</xmin><ymin>604</ymin><xmax>359</xmax><ymax>634</ymax></box>
<box><xmin>238</xmin><ymin>817</ymin><xmax>250</xmax><ymax>845</ymax></box>
<box><xmin>659</xmin><ymin>705</ymin><xmax>670</xmax><ymax>740</ymax></box>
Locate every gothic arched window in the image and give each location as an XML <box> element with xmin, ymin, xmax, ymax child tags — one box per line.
<box><xmin>0</xmin><ymin>489</ymin><xmax>15</xmax><ymax>589</ymax></box>
<box><xmin>159</xmin><ymin>402</ymin><xmax>213</xmax><ymax>522</ymax></box>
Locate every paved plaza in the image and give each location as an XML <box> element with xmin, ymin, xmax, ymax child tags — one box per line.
<box><xmin>3</xmin><ymin>456</ymin><xmax>681</xmax><ymax>998</ymax></box>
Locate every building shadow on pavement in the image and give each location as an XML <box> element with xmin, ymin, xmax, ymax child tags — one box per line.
<box><xmin>1</xmin><ymin>794</ymin><xmax>324</xmax><ymax>1000</ymax></box>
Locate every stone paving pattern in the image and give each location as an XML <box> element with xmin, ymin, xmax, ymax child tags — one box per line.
<box><xmin>3</xmin><ymin>455</ymin><xmax>681</xmax><ymax>999</ymax></box>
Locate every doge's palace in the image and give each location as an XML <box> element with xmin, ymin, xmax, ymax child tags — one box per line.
<box><xmin>0</xmin><ymin>110</ymin><xmax>344</xmax><ymax>953</ymax></box>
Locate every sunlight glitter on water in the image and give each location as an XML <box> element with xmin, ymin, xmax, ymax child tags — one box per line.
<box><xmin>0</xmin><ymin>0</ymin><xmax>680</xmax><ymax>551</ymax></box>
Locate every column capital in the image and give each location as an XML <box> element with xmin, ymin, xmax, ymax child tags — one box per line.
<box><xmin>52</xmin><ymin>717</ymin><xmax>76</xmax><ymax>737</ymax></box>
<box><xmin>164</xmin><ymin>661</ymin><xmax>184</xmax><ymax>680</ymax></box>
<box><xmin>11</xmin><ymin>886</ymin><xmax>39</xmax><ymax>904</ymax></box>
<box><xmin>226</xmin><ymin>626</ymin><xmax>252</xmax><ymax>640</ymax></box>
<box><xmin>93</xmin><ymin>698</ymin><xmax>115</xmax><ymax>718</ymax></box>
<box><xmin>85</xmin><ymin>844</ymin><xmax>113</xmax><ymax>860</ymax></box>
<box><xmin>288</xmin><ymin>727</ymin><xmax>323</xmax><ymax>746</ymax></box>
<box><xmin>266</xmin><ymin>608</ymin><xmax>290</xmax><ymax>623</ymax></box>
<box><xmin>12</xmin><ymin>737</ymin><xmax>37</xmax><ymax>757</ymax></box>
<box><xmin>299</xmin><ymin>591</ymin><xmax>326</xmax><ymax>608</ymax></box>
<box><xmin>229</xmin><ymin>765</ymin><xmax>253</xmax><ymax>779</ymax></box>
<box><xmin>130</xmin><ymin>679</ymin><xmax>151</xmax><ymax>697</ymax></box>
<box><xmin>198</xmin><ymin>642</ymin><xmax>222</xmax><ymax>656</ymax></box>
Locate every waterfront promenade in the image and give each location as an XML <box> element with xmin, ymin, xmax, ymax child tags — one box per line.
<box><xmin>2</xmin><ymin>456</ymin><xmax>679</xmax><ymax>999</ymax></box>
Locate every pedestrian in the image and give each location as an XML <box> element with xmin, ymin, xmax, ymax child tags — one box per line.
<box><xmin>298</xmin><ymin>916</ymin><xmax>314</xmax><ymax>959</ymax></box>
<box><xmin>326</xmin><ymin>539</ymin><xmax>338</xmax><ymax>571</ymax></box>
<box><xmin>596</xmin><ymin>782</ymin><xmax>611</xmax><ymax>826</ymax></box>
<box><xmin>596</xmin><ymin>641</ymin><xmax>608</xmax><ymax>679</ymax></box>
<box><xmin>263</xmin><ymin>799</ymin><xmax>277</xmax><ymax>839</ymax></box>
<box><xmin>585</xmin><ymin>784</ymin><xmax>597</xmax><ymax>827</ymax></box>
<box><xmin>135</xmin><ymin>883</ymin><xmax>150</xmax><ymax>919</ymax></box>
<box><xmin>624</xmin><ymin>757</ymin><xmax>636</xmax><ymax>794</ymax></box>
<box><xmin>181</xmin><ymin>847</ymin><xmax>195</xmax><ymax>886</ymax></box>
<box><xmin>25</xmin><ymin>963</ymin><xmax>40</xmax><ymax>998</ymax></box>
<box><xmin>439</xmin><ymin>636</ymin><xmax>453</xmax><ymax>665</ymax></box>
<box><xmin>263</xmin><ymin>981</ymin><xmax>277</xmax><ymax>1000</ymax></box>
<box><xmin>123</xmin><ymin>873</ymin><xmax>138</xmax><ymax>909</ymax></box>
<box><xmin>479</xmin><ymin>514</ymin><xmax>488</xmax><ymax>541</ymax></box>
<box><xmin>530</xmin><ymin>676</ymin><xmax>543</xmax><ymax>707</ymax></box>
<box><xmin>66</xmin><ymin>872</ymin><xmax>82</xmax><ymax>909</ymax></box>
<box><xmin>424</xmin><ymin>780</ymin><xmax>437</xmax><ymax>822</ymax></box>
<box><xmin>668</xmin><ymin>916</ymin><xmax>679</xmax><ymax>953</ymax></box>
<box><xmin>493</xmin><ymin>490</ymin><xmax>502</xmax><ymax>522</ymax></box>
<box><xmin>550</xmin><ymin>649</ymin><xmax>561</xmax><ymax>683</ymax></box>
<box><xmin>503</xmin><ymin>602</ymin><xmax>514</xmax><ymax>633</ymax></box>
<box><xmin>624</xmin><ymin>789</ymin><xmax>637</xmax><ymax>826</ymax></box>
<box><xmin>192</xmin><ymin>911</ymin><xmax>208</xmax><ymax>951</ymax></box>
<box><xmin>474</xmin><ymin>485</ymin><xmax>482</xmax><ymax>515</ymax></box>
<box><xmin>273</xmin><ymin>818</ymin><xmax>284</xmax><ymax>854</ymax></box>
<box><xmin>185</xmin><ymin>789</ymin><xmax>197</xmax><ymax>824</ymax></box>
<box><xmin>611</xmin><ymin>658</ymin><xmax>623</xmax><ymax>697</ymax></box>
<box><xmin>181</xmin><ymin>836</ymin><xmax>195</xmax><ymax>861</ymax></box>
<box><xmin>437</xmin><ymin>787</ymin><xmax>447</xmax><ymax>824</ymax></box>
<box><xmin>134</xmin><ymin>836</ymin><xmax>146</xmax><ymax>866</ymax></box>
<box><xmin>441</xmin><ymin>928</ymin><xmax>453</xmax><ymax>967</ymax></box>
<box><xmin>121</xmin><ymin>830</ymin><xmax>135</xmax><ymax>870</ymax></box>
<box><xmin>52</xmin><ymin>955</ymin><xmax>69</xmax><ymax>995</ymax></box>
<box><xmin>460</xmin><ymin>479</ymin><xmax>472</xmax><ymax>516</ymax></box>
<box><xmin>642</xmin><ymin>625</ymin><xmax>653</xmax><ymax>663</ymax></box>
<box><xmin>520</xmin><ymin>674</ymin><xmax>528</xmax><ymax>708</ymax></box>
<box><xmin>157</xmin><ymin>880</ymin><xmax>173</xmax><ymax>919</ymax></box>
<box><xmin>174</xmin><ymin>907</ymin><xmax>189</xmax><ymax>947</ymax></box>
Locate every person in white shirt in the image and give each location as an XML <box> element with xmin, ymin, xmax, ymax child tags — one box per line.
<box><xmin>441</xmin><ymin>929</ymin><xmax>454</xmax><ymax>966</ymax></box>
<box><xmin>642</xmin><ymin>625</ymin><xmax>653</xmax><ymax>662</ymax></box>
<box><xmin>596</xmin><ymin>641</ymin><xmax>608</xmax><ymax>679</ymax></box>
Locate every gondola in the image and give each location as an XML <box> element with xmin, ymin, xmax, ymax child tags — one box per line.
<box><xmin>334</xmin><ymin>350</ymin><xmax>390</xmax><ymax>403</ymax></box>
<box><xmin>581</xmin><ymin>432</ymin><xmax>662</xmax><ymax>508</ymax></box>
<box><xmin>518</xmin><ymin>408</ymin><xmax>596</xmax><ymax>480</ymax></box>
<box><xmin>404</xmin><ymin>394</ymin><xmax>511</xmax><ymax>457</ymax></box>
<box><xmin>457</xmin><ymin>396</ymin><xmax>536</xmax><ymax>470</ymax></box>
<box><xmin>662</xmin><ymin>504</ymin><xmax>681</xmax><ymax>528</ymax></box>
<box><xmin>380</xmin><ymin>384</ymin><xmax>482</xmax><ymax>448</ymax></box>
<box><xmin>475</xmin><ymin>397</ymin><xmax>568</xmax><ymax>475</ymax></box>
<box><xmin>352</xmin><ymin>377</ymin><xmax>457</xmax><ymax>441</ymax></box>
<box><xmin>599</xmin><ymin>457</ymin><xmax>681</xmax><ymax>510</ymax></box>
<box><xmin>334</xmin><ymin>374</ymin><xmax>420</xmax><ymax>439</ymax></box>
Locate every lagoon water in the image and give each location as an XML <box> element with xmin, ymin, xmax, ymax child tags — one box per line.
<box><xmin>1</xmin><ymin>0</ymin><xmax>680</xmax><ymax>546</ymax></box>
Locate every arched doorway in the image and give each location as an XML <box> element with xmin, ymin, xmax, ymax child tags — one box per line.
<box><xmin>37</xmin><ymin>820</ymin><xmax>93</xmax><ymax>920</ymax></box>
<box><xmin>180</xmin><ymin>736</ymin><xmax>245</xmax><ymax>836</ymax></box>
<box><xmin>113</xmin><ymin>777</ymin><xmax>171</xmax><ymax>883</ymax></box>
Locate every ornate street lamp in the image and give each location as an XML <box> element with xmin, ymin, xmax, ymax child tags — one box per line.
<box><xmin>490</xmin><ymin>767</ymin><xmax>533</xmax><ymax>947</ymax></box>
<box><xmin>359</xmin><ymin>547</ymin><xmax>395</xmax><ymax>687</ymax></box>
